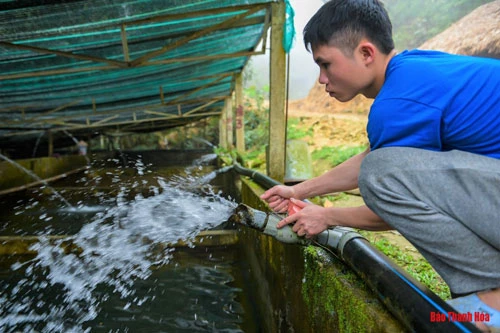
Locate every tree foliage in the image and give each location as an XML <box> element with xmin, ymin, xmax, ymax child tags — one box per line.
<box><xmin>383</xmin><ymin>0</ymin><xmax>495</xmax><ymax>50</ymax></box>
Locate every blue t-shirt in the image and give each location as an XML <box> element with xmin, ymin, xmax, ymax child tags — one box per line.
<box><xmin>367</xmin><ymin>50</ymin><xmax>500</xmax><ymax>159</ymax></box>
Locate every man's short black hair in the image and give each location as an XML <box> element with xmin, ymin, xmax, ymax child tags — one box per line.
<box><xmin>303</xmin><ymin>0</ymin><xmax>395</xmax><ymax>55</ymax></box>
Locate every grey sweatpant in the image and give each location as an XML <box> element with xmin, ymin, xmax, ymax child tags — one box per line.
<box><xmin>358</xmin><ymin>147</ymin><xmax>500</xmax><ymax>296</ymax></box>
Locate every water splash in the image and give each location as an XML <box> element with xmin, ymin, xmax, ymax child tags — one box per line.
<box><xmin>0</xmin><ymin>157</ymin><xmax>237</xmax><ymax>332</ymax></box>
<box><xmin>191</xmin><ymin>137</ymin><xmax>216</xmax><ymax>148</ymax></box>
<box><xmin>169</xmin><ymin>154</ymin><xmax>233</xmax><ymax>194</ymax></box>
<box><xmin>62</xmin><ymin>130</ymin><xmax>90</xmax><ymax>164</ymax></box>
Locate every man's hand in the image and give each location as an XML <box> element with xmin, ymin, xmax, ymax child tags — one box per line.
<box><xmin>260</xmin><ymin>185</ymin><xmax>296</xmax><ymax>213</ymax></box>
<box><xmin>277</xmin><ymin>198</ymin><xmax>331</xmax><ymax>239</ymax></box>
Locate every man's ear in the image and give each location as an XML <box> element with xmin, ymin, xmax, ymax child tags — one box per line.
<box><xmin>358</xmin><ymin>41</ymin><xmax>376</xmax><ymax>65</ymax></box>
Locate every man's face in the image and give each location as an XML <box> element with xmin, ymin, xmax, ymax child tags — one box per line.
<box><xmin>312</xmin><ymin>44</ymin><xmax>372</xmax><ymax>102</ymax></box>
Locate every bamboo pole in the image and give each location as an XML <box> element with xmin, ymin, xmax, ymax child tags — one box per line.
<box><xmin>235</xmin><ymin>73</ymin><xmax>245</xmax><ymax>153</ymax></box>
<box><xmin>267</xmin><ymin>1</ymin><xmax>287</xmax><ymax>182</ymax></box>
<box><xmin>0</xmin><ymin>165</ymin><xmax>88</xmax><ymax>196</ymax></box>
<box><xmin>225</xmin><ymin>96</ymin><xmax>234</xmax><ymax>148</ymax></box>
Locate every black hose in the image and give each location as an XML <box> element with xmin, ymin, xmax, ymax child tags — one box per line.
<box><xmin>230</xmin><ymin>162</ymin><xmax>479</xmax><ymax>333</ymax></box>
<box><xmin>342</xmin><ymin>237</ymin><xmax>478</xmax><ymax>332</ymax></box>
<box><xmin>232</xmin><ymin>162</ymin><xmax>281</xmax><ymax>189</ymax></box>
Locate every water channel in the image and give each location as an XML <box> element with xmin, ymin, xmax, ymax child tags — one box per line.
<box><xmin>0</xmin><ymin>151</ymin><xmax>261</xmax><ymax>332</ymax></box>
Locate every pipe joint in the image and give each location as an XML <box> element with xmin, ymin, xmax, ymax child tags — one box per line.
<box><xmin>315</xmin><ymin>227</ymin><xmax>365</xmax><ymax>258</ymax></box>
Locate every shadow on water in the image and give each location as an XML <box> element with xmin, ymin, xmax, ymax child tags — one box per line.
<box><xmin>0</xmin><ymin>153</ymin><xmax>260</xmax><ymax>332</ymax></box>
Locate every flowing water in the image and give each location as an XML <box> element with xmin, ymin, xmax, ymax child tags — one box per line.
<box><xmin>0</xmin><ymin>154</ymin><xmax>250</xmax><ymax>332</ymax></box>
<box><xmin>0</xmin><ymin>153</ymin><xmax>73</xmax><ymax>208</ymax></box>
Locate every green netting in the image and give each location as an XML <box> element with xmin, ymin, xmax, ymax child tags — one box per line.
<box><xmin>0</xmin><ymin>0</ymin><xmax>295</xmax><ymax>151</ymax></box>
<box><xmin>283</xmin><ymin>0</ymin><xmax>295</xmax><ymax>53</ymax></box>
<box><xmin>0</xmin><ymin>1</ymin><xmax>273</xmax><ymax>106</ymax></box>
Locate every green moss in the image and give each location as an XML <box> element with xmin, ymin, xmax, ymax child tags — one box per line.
<box><xmin>238</xmin><ymin>175</ymin><xmax>405</xmax><ymax>332</ymax></box>
<box><xmin>301</xmin><ymin>246</ymin><xmax>403</xmax><ymax>332</ymax></box>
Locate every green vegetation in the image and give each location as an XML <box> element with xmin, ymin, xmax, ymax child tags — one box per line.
<box><xmin>240</xmin><ymin>86</ymin><xmax>269</xmax><ymax>168</ymax></box>
<box><xmin>384</xmin><ymin>0</ymin><xmax>494</xmax><ymax>50</ymax></box>
<box><xmin>312</xmin><ymin>192</ymin><xmax>349</xmax><ymax>205</ymax></box>
<box><xmin>287</xmin><ymin>118</ymin><xmax>314</xmax><ymax>140</ymax></box>
<box><xmin>240</xmin><ymin>86</ymin><xmax>316</xmax><ymax>169</ymax></box>
<box><xmin>312</xmin><ymin>145</ymin><xmax>366</xmax><ymax>167</ymax></box>
<box><xmin>359</xmin><ymin>231</ymin><xmax>451</xmax><ymax>300</ymax></box>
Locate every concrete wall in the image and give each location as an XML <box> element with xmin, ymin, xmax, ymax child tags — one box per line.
<box><xmin>238</xmin><ymin>177</ymin><xmax>406</xmax><ymax>332</ymax></box>
<box><xmin>0</xmin><ymin>155</ymin><xmax>87</xmax><ymax>193</ymax></box>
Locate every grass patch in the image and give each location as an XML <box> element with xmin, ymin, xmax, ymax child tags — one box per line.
<box><xmin>312</xmin><ymin>145</ymin><xmax>367</xmax><ymax>167</ymax></box>
<box><xmin>312</xmin><ymin>193</ymin><xmax>350</xmax><ymax>206</ymax></box>
<box><xmin>358</xmin><ymin>231</ymin><xmax>451</xmax><ymax>300</ymax></box>
<box><xmin>287</xmin><ymin>118</ymin><xmax>314</xmax><ymax>140</ymax></box>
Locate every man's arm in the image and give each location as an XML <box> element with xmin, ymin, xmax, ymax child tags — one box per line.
<box><xmin>327</xmin><ymin>205</ymin><xmax>392</xmax><ymax>231</ymax></box>
<box><xmin>278</xmin><ymin>202</ymin><xmax>393</xmax><ymax>238</ymax></box>
<box><xmin>293</xmin><ymin>147</ymin><xmax>370</xmax><ymax>199</ymax></box>
<box><xmin>260</xmin><ymin>148</ymin><xmax>370</xmax><ymax>213</ymax></box>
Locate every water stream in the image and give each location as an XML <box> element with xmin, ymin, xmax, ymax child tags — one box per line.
<box><xmin>32</xmin><ymin>132</ymin><xmax>44</xmax><ymax>158</ymax></box>
<box><xmin>63</xmin><ymin>130</ymin><xmax>91</xmax><ymax>164</ymax></box>
<box><xmin>0</xmin><ymin>154</ymin><xmax>239</xmax><ymax>332</ymax></box>
<box><xmin>0</xmin><ymin>153</ymin><xmax>73</xmax><ymax>208</ymax></box>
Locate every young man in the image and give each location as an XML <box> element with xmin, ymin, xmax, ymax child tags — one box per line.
<box><xmin>260</xmin><ymin>0</ymin><xmax>500</xmax><ymax>331</ymax></box>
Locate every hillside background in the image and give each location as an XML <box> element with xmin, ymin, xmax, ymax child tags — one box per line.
<box><xmin>244</xmin><ymin>0</ymin><xmax>496</xmax><ymax>100</ymax></box>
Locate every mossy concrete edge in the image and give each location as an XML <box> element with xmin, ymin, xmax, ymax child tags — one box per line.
<box><xmin>239</xmin><ymin>176</ymin><xmax>405</xmax><ymax>332</ymax></box>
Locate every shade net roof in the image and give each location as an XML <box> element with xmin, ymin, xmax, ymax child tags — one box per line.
<box><xmin>0</xmin><ymin>0</ymin><xmax>278</xmax><ymax>153</ymax></box>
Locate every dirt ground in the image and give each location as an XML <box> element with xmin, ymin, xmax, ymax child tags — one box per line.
<box><xmin>287</xmin><ymin>81</ymin><xmax>371</xmax><ymax>149</ymax></box>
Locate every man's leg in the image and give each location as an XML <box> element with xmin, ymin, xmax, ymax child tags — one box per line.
<box><xmin>358</xmin><ymin>147</ymin><xmax>500</xmax><ymax>296</ymax></box>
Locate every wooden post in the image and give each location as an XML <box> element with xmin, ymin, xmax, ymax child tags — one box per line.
<box><xmin>87</xmin><ymin>134</ymin><xmax>92</xmax><ymax>155</ymax></box>
<box><xmin>226</xmin><ymin>96</ymin><xmax>234</xmax><ymax>148</ymax></box>
<box><xmin>267</xmin><ymin>1</ymin><xmax>287</xmax><ymax>182</ymax></box>
<box><xmin>235</xmin><ymin>73</ymin><xmax>245</xmax><ymax>153</ymax></box>
<box><xmin>48</xmin><ymin>130</ymin><xmax>53</xmax><ymax>157</ymax></box>
<box><xmin>219</xmin><ymin>101</ymin><xmax>228</xmax><ymax>148</ymax></box>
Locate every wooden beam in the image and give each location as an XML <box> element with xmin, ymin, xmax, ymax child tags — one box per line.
<box><xmin>128</xmin><ymin>4</ymin><xmax>267</xmax><ymax>26</ymax></box>
<box><xmin>92</xmin><ymin>115</ymin><xmax>120</xmax><ymax>126</ymax></box>
<box><xmin>120</xmin><ymin>24</ymin><xmax>130</xmax><ymax>62</ymax></box>
<box><xmin>130</xmin><ymin>6</ymin><xmax>264</xmax><ymax>66</ymax></box>
<box><xmin>259</xmin><ymin>6</ymin><xmax>272</xmax><ymax>53</ymax></box>
<box><xmin>235</xmin><ymin>73</ymin><xmax>245</xmax><ymax>153</ymax></box>
<box><xmin>0</xmin><ymin>51</ymin><xmax>264</xmax><ymax>80</ymax></box>
<box><xmin>0</xmin><ymin>41</ymin><xmax>129</xmax><ymax>68</ymax></box>
<box><xmin>0</xmin><ymin>111</ymin><xmax>222</xmax><ymax>137</ymax></box>
<box><xmin>1</xmin><ymin>95</ymin><xmax>226</xmax><ymax>128</ymax></box>
<box><xmin>183</xmin><ymin>97</ymin><xmax>224</xmax><ymax>116</ymax></box>
<box><xmin>267</xmin><ymin>1</ymin><xmax>287</xmax><ymax>183</ymax></box>
<box><xmin>143</xmin><ymin>110</ymin><xmax>176</xmax><ymax>118</ymax></box>
<box><xmin>0</xmin><ymin>64</ymin><xmax>117</xmax><ymax>80</ymax></box>
<box><xmin>144</xmin><ymin>50</ymin><xmax>265</xmax><ymax>65</ymax></box>
<box><xmin>160</xmin><ymin>86</ymin><xmax>165</xmax><ymax>104</ymax></box>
